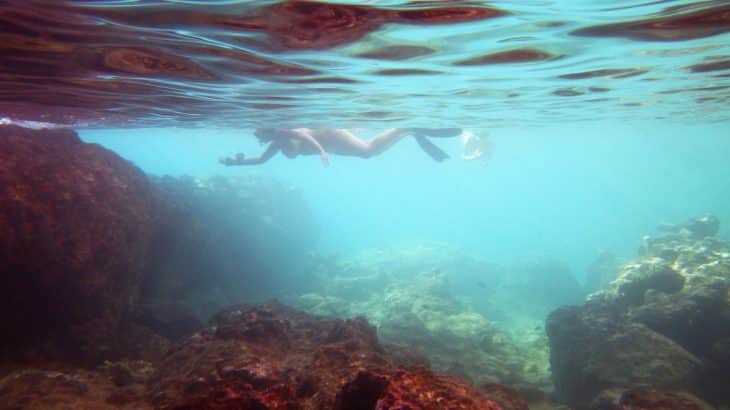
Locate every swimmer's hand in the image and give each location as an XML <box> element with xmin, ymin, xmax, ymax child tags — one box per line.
<box><xmin>219</xmin><ymin>153</ymin><xmax>245</xmax><ymax>166</ymax></box>
<box><xmin>320</xmin><ymin>152</ymin><xmax>329</xmax><ymax>167</ymax></box>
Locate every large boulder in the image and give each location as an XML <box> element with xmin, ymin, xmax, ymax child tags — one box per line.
<box><xmin>630</xmin><ymin>278</ymin><xmax>730</xmax><ymax>357</ymax></box>
<box><xmin>546</xmin><ymin>303</ymin><xmax>702</xmax><ymax>408</ymax></box>
<box><xmin>599</xmin><ymin>258</ymin><xmax>685</xmax><ymax>306</ymax></box>
<box><xmin>0</xmin><ymin>125</ymin><xmax>153</xmax><ymax>363</ymax></box>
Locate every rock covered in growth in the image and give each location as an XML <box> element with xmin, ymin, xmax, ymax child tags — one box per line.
<box><xmin>630</xmin><ymin>277</ymin><xmax>729</xmax><ymax>358</ymax></box>
<box><xmin>0</xmin><ymin>361</ymin><xmax>154</xmax><ymax>409</ymax></box>
<box><xmin>549</xmin><ymin>215</ymin><xmax>730</xmax><ymax>408</ymax></box>
<box><xmin>655</xmin><ymin>215</ymin><xmax>720</xmax><ymax>240</ymax></box>
<box><xmin>546</xmin><ymin>303</ymin><xmax>701</xmax><ymax>408</ymax></box>
<box><xmin>0</xmin><ymin>125</ymin><xmax>153</xmax><ymax>363</ymax></box>
<box><xmin>590</xmin><ymin>388</ymin><xmax>711</xmax><ymax>410</ymax></box>
<box><xmin>298</xmin><ymin>246</ymin><xmax>554</xmax><ymax>390</ymax></box>
<box><xmin>147</xmin><ymin>302</ymin><xmax>513</xmax><ymax>410</ymax></box>
<box><xmin>597</xmin><ymin>258</ymin><xmax>685</xmax><ymax>305</ymax></box>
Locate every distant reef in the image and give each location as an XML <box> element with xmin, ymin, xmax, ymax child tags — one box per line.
<box><xmin>293</xmin><ymin>243</ymin><xmax>587</xmax><ymax>408</ymax></box>
<box><xmin>547</xmin><ymin>215</ymin><xmax>730</xmax><ymax>408</ymax></box>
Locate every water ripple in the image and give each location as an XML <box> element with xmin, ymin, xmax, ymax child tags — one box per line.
<box><xmin>0</xmin><ymin>0</ymin><xmax>727</xmax><ymax>128</ymax></box>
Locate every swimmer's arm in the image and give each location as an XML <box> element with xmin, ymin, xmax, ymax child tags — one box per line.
<box><xmin>219</xmin><ymin>142</ymin><xmax>279</xmax><ymax>166</ymax></box>
<box><xmin>285</xmin><ymin>129</ymin><xmax>329</xmax><ymax>167</ymax></box>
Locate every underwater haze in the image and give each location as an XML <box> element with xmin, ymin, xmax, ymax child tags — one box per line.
<box><xmin>81</xmin><ymin>121</ymin><xmax>730</xmax><ymax>277</ymax></box>
<box><xmin>2</xmin><ymin>0</ymin><xmax>730</xmax><ymax>408</ymax></box>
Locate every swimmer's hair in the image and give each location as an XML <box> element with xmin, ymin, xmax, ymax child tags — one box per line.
<box><xmin>254</xmin><ymin>128</ymin><xmax>277</xmax><ymax>143</ymax></box>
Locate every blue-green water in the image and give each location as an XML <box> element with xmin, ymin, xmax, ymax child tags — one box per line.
<box><xmin>81</xmin><ymin>121</ymin><xmax>730</xmax><ymax>282</ymax></box>
<box><xmin>2</xmin><ymin>0</ymin><xmax>730</xmax><ymax>405</ymax></box>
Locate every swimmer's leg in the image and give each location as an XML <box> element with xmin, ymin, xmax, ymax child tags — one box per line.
<box><xmin>361</xmin><ymin>128</ymin><xmax>413</xmax><ymax>157</ymax></box>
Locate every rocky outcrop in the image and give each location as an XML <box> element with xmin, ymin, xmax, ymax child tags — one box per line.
<box><xmin>0</xmin><ymin>361</ymin><xmax>155</xmax><ymax>410</ymax></box>
<box><xmin>0</xmin><ymin>301</ymin><xmax>528</xmax><ymax>409</ymax></box>
<box><xmin>548</xmin><ymin>215</ymin><xmax>730</xmax><ymax>408</ymax></box>
<box><xmin>601</xmin><ymin>258</ymin><xmax>685</xmax><ymax>306</ymax></box>
<box><xmin>547</xmin><ymin>304</ymin><xmax>701</xmax><ymax>407</ymax></box>
<box><xmin>147</xmin><ymin>302</ymin><xmax>516</xmax><ymax>409</ymax></box>
<box><xmin>0</xmin><ymin>125</ymin><xmax>153</xmax><ymax>364</ymax></box>
<box><xmin>590</xmin><ymin>388</ymin><xmax>712</xmax><ymax>410</ymax></box>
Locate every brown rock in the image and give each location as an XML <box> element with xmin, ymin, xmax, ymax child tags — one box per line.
<box><xmin>0</xmin><ymin>125</ymin><xmax>153</xmax><ymax>364</ymax></box>
<box><xmin>148</xmin><ymin>302</ymin><xmax>516</xmax><ymax>409</ymax></box>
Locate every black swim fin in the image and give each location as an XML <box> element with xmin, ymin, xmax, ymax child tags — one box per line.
<box><xmin>411</xmin><ymin>128</ymin><xmax>462</xmax><ymax>138</ymax></box>
<box><xmin>415</xmin><ymin>135</ymin><xmax>450</xmax><ymax>162</ymax></box>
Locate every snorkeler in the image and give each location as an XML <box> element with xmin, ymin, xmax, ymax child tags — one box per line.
<box><xmin>220</xmin><ymin>128</ymin><xmax>463</xmax><ymax>167</ymax></box>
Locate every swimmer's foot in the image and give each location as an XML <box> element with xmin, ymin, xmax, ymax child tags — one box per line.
<box><xmin>411</xmin><ymin>128</ymin><xmax>462</xmax><ymax>138</ymax></box>
<box><xmin>415</xmin><ymin>135</ymin><xmax>450</xmax><ymax>162</ymax></box>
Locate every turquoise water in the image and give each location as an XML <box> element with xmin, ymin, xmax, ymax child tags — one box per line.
<box><xmin>81</xmin><ymin>120</ymin><xmax>730</xmax><ymax>282</ymax></box>
<box><xmin>3</xmin><ymin>0</ymin><xmax>730</xmax><ymax>404</ymax></box>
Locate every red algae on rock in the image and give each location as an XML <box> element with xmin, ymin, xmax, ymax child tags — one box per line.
<box><xmin>147</xmin><ymin>302</ymin><xmax>515</xmax><ymax>409</ymax></box>
<box><xmin>0</xmin><ymin>125</ymin><xmax>154</xmax><ymax>365</ymax></box>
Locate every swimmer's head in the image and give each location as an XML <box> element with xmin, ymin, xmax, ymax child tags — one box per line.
<box><xmin>254</xmin><ymin>128</ymin><xmax>280</xmax><ymax>143</ymax></box>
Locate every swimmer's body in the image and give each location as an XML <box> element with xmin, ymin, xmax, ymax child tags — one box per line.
<box><xmin>220</xmin><ymin>128</ymin><xmax>463</xmax><ymax>167</ymax></box>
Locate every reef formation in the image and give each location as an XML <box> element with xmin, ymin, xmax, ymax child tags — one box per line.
<box><xmin>296</xmin><ymin>244</ymin><xmax>586</xmax><ymax>406</ymax></box>
<box><xmin>0</xmin><ymin>126</ymin><xmax>527</xmax><ymax>409</ymax></box>
<box><xmin>547</xmin><ymin>215</ymin><xmax>730</xmax><ymax>408</ymax></box>
<box><xmin>3</xmin><ymin>125</ymin><xmax>728</xmax><ymax>410</ymax></box>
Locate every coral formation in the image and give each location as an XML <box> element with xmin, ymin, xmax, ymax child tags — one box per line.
<box><xmin>548</xmin><ymin>215</ymin><xmax>730</xmax><ymax>408</ymax></box>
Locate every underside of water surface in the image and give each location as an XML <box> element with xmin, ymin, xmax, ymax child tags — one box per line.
<box><xmin>0</xmin><ymin>0</ymin><xmax>728</xmax><ymax>128</ymax></box>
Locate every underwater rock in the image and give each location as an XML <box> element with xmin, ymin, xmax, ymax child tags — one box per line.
<box><xmin>589</xmin><ymin>388</ymin><xmax>711</xmax><ymax>410</ymax></box>
<box><xmin>0</xmin><ymin>360</ymin><xmax>154</xmax><ymax>409</ymax></box>
<box><xmin>547</xmin><ymin>303</ymin><xmax>702</xmax><ymax>408</ymax></box>
<box><xmin>480</xmin><ymin>383</ymin><xmax>530</xmax><ymax>410</ymax></box>
<box><xmin>130</xmin><ymin>301</ymin><xmax>203</xmax><ymax>341</ymax></box>
<box><xmin>630</xmin><ymin>278</ymin><xmax>730</xmax><ymax>357</ymax></box>
<box><xmin>657</xmin><ymin>215</ymin><xmax>720</xmax><ymax>239</ymax></box>
<box><xmin>298</xmin><ymin>248</ymin><xmax>552</xmax><ymax>391</ymax></box>
<box><xmin>549</xmin><ymin>215</ymin><xmax>730</xmax><ymax>407</ymax></box>
<box><xmin>0</xmin><ymin>125</ymin><xmax>153</xmax><ymax>364</ymax></box>
<box><xmin>147</xmin><ymin>301</ymin><xmax>518</xmax><ymax>409</ymax></box>
<box><xmin>599</xmin><ymin>258</ymin><xmax>686</xmax><ymax>305</ymax></box>
<box><xmin>142</xmin><ymin>175</ymin><xmax>319</xmax><ymax>321</ymax></box>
